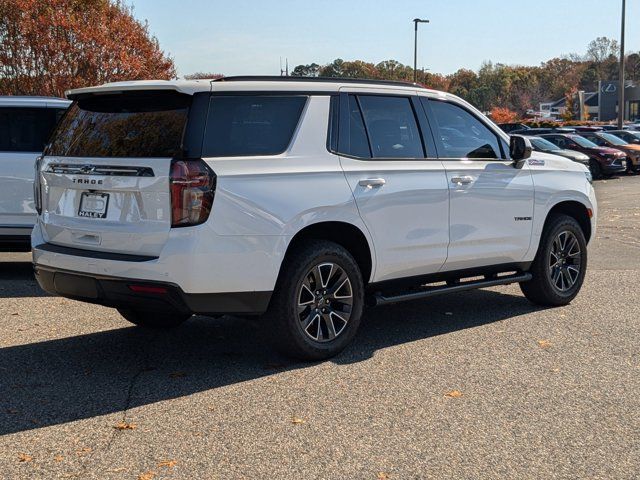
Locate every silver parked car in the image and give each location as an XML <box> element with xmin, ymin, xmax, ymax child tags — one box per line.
<box><xmin>0</xmin><ymin>96</ymin><xmax>70</xmax><ymax>251</ymax></box>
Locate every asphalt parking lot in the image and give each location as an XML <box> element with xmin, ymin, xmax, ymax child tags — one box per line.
<box><xmin>1</xmin><ymin>176</ymin><xmax>639</xmax><ymax>480</ymax></box>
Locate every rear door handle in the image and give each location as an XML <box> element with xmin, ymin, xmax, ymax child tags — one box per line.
<box><xmin>451</xmin><ymin>176</ymin><xmax>473</xmax><ymax>185</ymax></box>
<box><xmin>358</xmin><ymin>178</ymin><xmax>386</xmax><ymax>188</ymax></box>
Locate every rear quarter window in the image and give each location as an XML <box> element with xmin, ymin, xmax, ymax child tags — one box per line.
<box><xmin>0</xmin><ymin>107</ymin><xmax>65</xmax><ymax>153</ymax></box>
<box><xmin>202</xmin><ymin>95</ymin><xmax>307</xmax><ymax>157</ymax></box>
<box><xmin>48</xmin><ymin>92</ymin><xmax>190</xmax><ymax>158</ymax></box>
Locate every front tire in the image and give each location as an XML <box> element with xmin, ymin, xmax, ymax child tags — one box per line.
<box><xmin>520</xmin><ymin>214</ymin><xmax>587</xmax><ymax>306</ymax></box>
<box><xmin>589</xmin><ymin>159</ymin><xmax>603</xmax><ymax>180</ymax></box>
<box><xmin>117</xmin><ymin>308</ymin><xmax>191</xmax><ymax>328</ymax></box>
<box><xmin>266</xmin><ymin>240</ymin><xmax>364</xmax><ymax>361</ymax></box>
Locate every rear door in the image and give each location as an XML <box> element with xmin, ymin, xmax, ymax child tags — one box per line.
<box><xmin>422</xmin><ymin>97</ymin><xmax>534</xmax><ymax>271</ymax></box>
<box><xmin>0</xmin><ymin>106</ymin><xmax>65</xmax><ymax>233</ymax></box>
<box><xmin>336</xmin><ymin>89</ymin><xmax>449</xmax><ymax>282</ymax></box>
<box><xmin>38</xmin><ymin>91</ymin><xmax>191</xmax><ymax>256</ymax></box>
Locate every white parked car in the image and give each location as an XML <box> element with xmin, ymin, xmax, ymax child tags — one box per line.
<box><xmin>32</xmin><ymin>78</ymin><xmax>596</xmax><ymax>359</ymax></box>
<box><xmin>0</xmin><ymin>96</ymin><xmax>70</xmax><ymax>251</ymax></box>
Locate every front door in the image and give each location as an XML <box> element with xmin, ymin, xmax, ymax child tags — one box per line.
<box><xmin>423</xmin><ymin>98</ymin><xmax>534</xmax><ymax>271</ymax></box>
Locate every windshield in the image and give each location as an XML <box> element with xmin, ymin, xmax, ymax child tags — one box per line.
<box><xmin>599</xmin><ymin>132</ymin><xmax>628</xmax><ymax>146</ymax></box>
<box><xmin>530</xmin><ymin>137</ymin><xmax>560</xmax><ymax>151</ymax></box>
<box><xmin>569</xmin><ymin>135</ymin><xmax>598</xmax><ymax>148</ymax></box>
<box><xmin>48</xmin><ymin>92</ymin><xmax>190</xmax><ymax>158</ymax></box>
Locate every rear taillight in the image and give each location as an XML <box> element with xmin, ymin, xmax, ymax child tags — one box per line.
<box><xmin>34</xmin><ymin>155</ymin><xmax>43</xmax><ymax>215</ymax></box>
<box><xmin>170</xmin><ymin>159</ymin><xmax>216</xmax><ymax>228</ymax></box>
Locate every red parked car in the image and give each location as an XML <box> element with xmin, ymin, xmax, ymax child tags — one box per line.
<box><xmin>540</xmin><ymin>133</ymin><xmax>627</xmax><ymax>179</ymax></box>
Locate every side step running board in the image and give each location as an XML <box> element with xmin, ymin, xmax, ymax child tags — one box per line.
<box><xmin>371</xmin><ymin>273</ymin><xmax>532</xmax><ymax>307</ymax></box>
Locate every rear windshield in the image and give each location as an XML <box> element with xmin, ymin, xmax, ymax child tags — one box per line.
<box><xmin>48</xmin><ymin>92</ymin><xmax>190</xmax><ymax>158</ymax></box>
<box><xmin>202</xmin><ymin>95</ymin><xmax>307</xmax><ymax>157</ymax></box>
<box><xmin>0</xmin><ymin>107</ymin><xmax>66</xmax><ymax>152</ymax></box>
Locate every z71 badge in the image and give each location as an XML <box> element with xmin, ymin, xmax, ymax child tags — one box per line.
<box><xmin>528</xmin><ymin>159</ymin><xmax>545</xmax><ymax>166</ymax></box>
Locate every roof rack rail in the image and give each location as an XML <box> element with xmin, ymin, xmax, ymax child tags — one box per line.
<box><xmin>212</xmin><ymin>75</ymin><xmax>425</xmax><ymax>89</ymax></box>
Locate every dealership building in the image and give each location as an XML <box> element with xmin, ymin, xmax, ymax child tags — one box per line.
<box><xmin>540</xmin><ymin>80</ymin><xmax>640</xmax><ymax>122</ymax></box>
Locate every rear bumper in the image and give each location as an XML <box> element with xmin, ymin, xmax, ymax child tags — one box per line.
<box><xmin>0</xmin><ymin>225</ymin><xmax>34</xmax><ymax>252</ymax></box>
<box><xmin>34</xmin><ymin>265</ymin><xmax>271</xmax><ymax>315</ymax></box>
<box><xmin>0</xmin><ymin>235</ymin><xmax>32</xmax><ymax>252</ymax></box>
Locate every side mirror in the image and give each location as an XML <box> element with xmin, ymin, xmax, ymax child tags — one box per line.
<box><xmin>510</xmin><ymin>135</ymin><xmax>532</xmax><ymax>168</ymax></box>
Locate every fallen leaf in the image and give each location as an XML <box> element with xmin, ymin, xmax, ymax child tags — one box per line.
<box><xmin>138</xmin><ymin>472</ymin><xmax>156</xmax><ymax>480</ymax></box>
<box><xmin>158</xmin><ymin>460</ymin><xmax>177</xmax><ymax>469</ymax></box>
<box><xmin>291</xmin><ymin>417</ymin><xmax>306</xmax><ymax>424</ymax></box>
<box><xmin>114</xmin><ymin>421</ymin><xmax>137</xmax><ymax>431</ymax></box>
<box><xmin>169</xmin><ymin>372</ymin><xmax>187</xmax><ymax>378</ymax></box>
<box><xmin>54</xmin><ymin>455</ymin><xmax>64</xmax><ymax>463</ymax></box>
<box><xmin>76</xmin><ymin>447</ymin><xmax>92</xmax><ymax>456</ymax></box>
<box><xmin>378</xmin><ymin>473</ymin><xmax>390</xmax><ymax>479</ymax></box>
<box><xmin>18</xmin><ymin>453</ymin><xmax>32</xmax><ymax>463</ymax></box>
<box><xmin>538</xmin><ymin>339</ymin><xmax>552</xmax><ymax>348</ymax></box>
<box><xmin>445</xmin><ymin>390</ymin><xmax>463</xmax><ymax>398</ymax></box>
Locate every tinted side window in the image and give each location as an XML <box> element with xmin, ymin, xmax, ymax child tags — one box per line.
<box><xmin>343</xmin><ymin>95</ymin><xmax>372</xmax><ymax>158</ymax></box>
<box><xmin>546</xmin><ymin>136</ymin><xmax>565</xmax><ymax>148</ymax></box>
<box><xmin>358</xmin><ymin>95</ymin><xmax>424</xmax><ymax>158</ymax></box>
<box><xmin>202</xmin><ymin>96</ymin><xmax>307</xmax><ymax>157</ymax></box>
<box><xmin>428</xmin><ymin>100</ymin><xmax>501</xmax><ymax>159</ymax></box>
<box><xmin>0</xmin><ymin>107</ymin><xmax>64</xmax><ymax>153</ymax></box>
<box><xmin>327</xmin><ymin>95</ymin><xmax>339</xmax><ymax>152</ymax></box>
<box><xmin>584</xmin><ymin>135</ymin><xmax>604</xmax><ymax>146</ymax></box>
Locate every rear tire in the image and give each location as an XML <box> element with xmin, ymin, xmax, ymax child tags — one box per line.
<box><xmin>520</xmin><ymin>214</ymin><xmax>587</xmax><ymax>306</ymax></box>
<box><xmin>266</xmin><ymin>240</ymin><xmax>364</xmax><ymax>361</ymax></box>
<box><xmin>117</xmin><ymin>308</ymin><xmax>191</xmax><ymax>328</ymax></box>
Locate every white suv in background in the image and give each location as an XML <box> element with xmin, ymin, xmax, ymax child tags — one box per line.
<box><xmin>0</xmin><ymin>96</ymin><xmax>70</xmax><ymax>251</ymax></box>
<box><xmin>32</xmin><ymin>77</ymin><xmax>596</xmax><ymax>360</ymax></box>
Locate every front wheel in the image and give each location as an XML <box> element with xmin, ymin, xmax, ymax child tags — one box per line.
<box><xmin>117</xmin><ymin>308</ymin><xmax>191</xmax><ymax>328</ymax></box>
<box><xmin>266</xmin><ymin>240</ymin><xmax>364</xmax><ymax>361</ymax></box>
<box><xmin>520</xmin><ymin>214</ymin><xmax>587</xmax><ymax>306</ymax></box>
<box><xmin>589</xmin><ymin>159</ymin><xmax>603</xmax><ymax>180</ymax></box>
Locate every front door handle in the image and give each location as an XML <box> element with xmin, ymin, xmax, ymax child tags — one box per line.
<box><xmin>358</xmin><ymin>178</ymin><xmax>386</xmax><ymax>188</ymax></box>
<box><xmin>451</xmin><ymin>176</ymin><xmax>473</xmax><ymax>185</ymax></box>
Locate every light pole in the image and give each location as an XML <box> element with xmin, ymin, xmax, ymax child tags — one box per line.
<box><xmin>413</xmin><ymin>18</ymin><xmax>429</xmax><ymax>83</ymax></box>
<box><xmin>618</xmin><ymin>0</ymin><xmax>626</xmax><ymax>128</ymax></box>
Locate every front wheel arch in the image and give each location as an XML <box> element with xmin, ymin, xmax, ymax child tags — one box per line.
<box><xmin>544</xmin><ymin>201</ymin><xmax>592</xmax><ymax>244</ymax></box>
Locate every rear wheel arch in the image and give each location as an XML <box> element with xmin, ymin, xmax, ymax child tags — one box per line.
<box><xmin>544</xmin><ymin>201</ymin><xmax>592</xmax><ymax>243</ymax></box>
<box><xmin>280</xmin><ymin>222</ymin><xmax>373</xmax><ymax>284</ymax></box>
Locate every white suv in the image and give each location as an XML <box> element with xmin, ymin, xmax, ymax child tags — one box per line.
<box><xmin>32</xmin><ymin>77</ymin><xmax>597</xmax><ymax>359</ymax></box>
<box><xmin>0</xmin><ymin>96</ymin><xmax>70</xmax><ymax>251</ymax></box>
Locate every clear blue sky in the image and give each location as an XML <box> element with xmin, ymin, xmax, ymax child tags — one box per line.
<box><xmin>127</xmin><ymin>0</ymin><xmax>639</xmax><ymax>78</ymax></box>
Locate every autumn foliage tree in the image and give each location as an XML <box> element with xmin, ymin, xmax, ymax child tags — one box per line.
<box><xmin>0</xmin><ymin>0</ymin><xmax>176</xmax><ymax>97</ymax></box>
<box><xmin>490</xmin><ymin>107</ymin><xmax>518</xmax><ymax>124</ymax></box>
<box><xmin>290</xmin><ymin>37</ymin><xmax>640</xmax><ymax>116</ymax></box>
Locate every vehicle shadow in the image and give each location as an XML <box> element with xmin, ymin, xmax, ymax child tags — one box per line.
<box><xmin>0</xmin><ymin>261</ymin><xmax>48</xmax><ymax>298</ymax></box>
<box><xmin>0</xmin><ymin>288</ymin><xmax>542</xmax><ymax>436</ymax></box>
